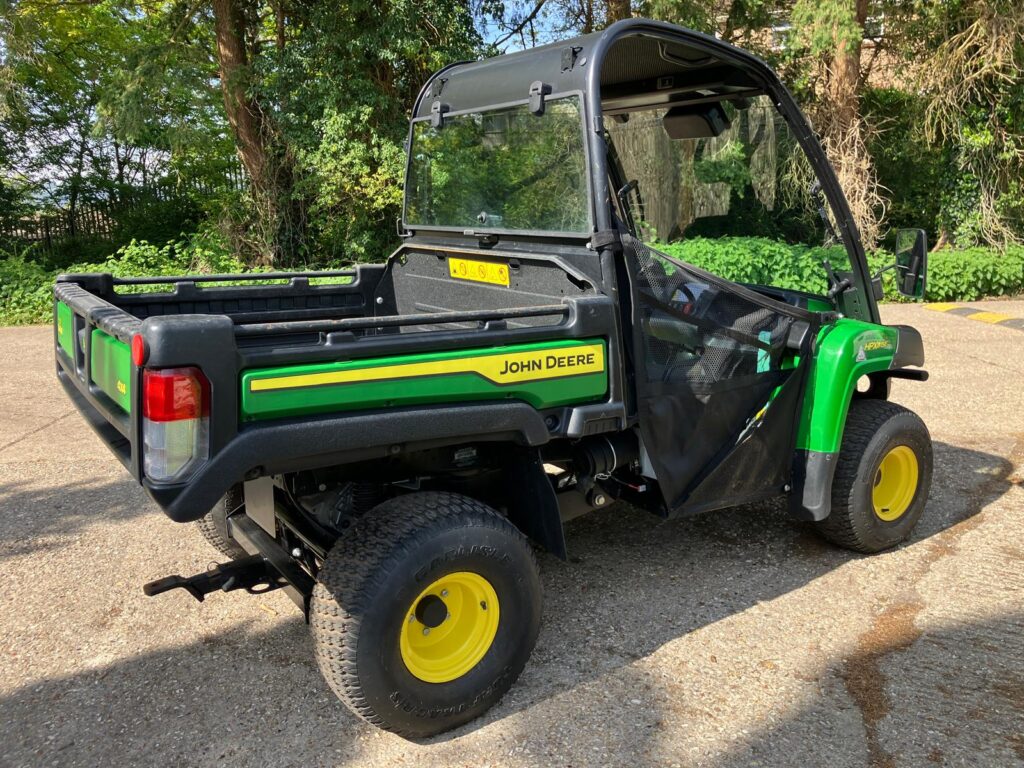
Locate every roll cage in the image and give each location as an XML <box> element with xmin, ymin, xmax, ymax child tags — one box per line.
<box><xmin>404</xmin><ymin>18</ymin><xmax>880</xmax><ymax>324</ymax></box>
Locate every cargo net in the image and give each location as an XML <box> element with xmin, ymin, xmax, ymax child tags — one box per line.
<box><xmin>627</xmin><ymin>238</ymin><xmax>793</xmax><ymax>389</ymax></box>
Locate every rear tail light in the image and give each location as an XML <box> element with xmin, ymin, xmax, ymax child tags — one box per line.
<box><xmin>142</xmin><ymin>367</ymin><xmax>210</xmax><ymax>482</ymax></box>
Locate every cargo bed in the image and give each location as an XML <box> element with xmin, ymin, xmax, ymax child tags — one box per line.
<box><xmin>53</xmin><ymin>244</ymin><xmax>626</xmax><ymax>522</ymax></box>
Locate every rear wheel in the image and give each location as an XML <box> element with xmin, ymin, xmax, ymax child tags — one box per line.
<box><xmin>816</xmin><ymin>399</ymin><xmax>932</xmax><ymax>553</ymax></box>
<box><xmin>195</xmin><ymin>486</ymin><xmax>247</xmax><ymax>559</ymax></box>
<box><xmin>310</xmin><ymin>491</ymin><xmax>542</xmax><ymax>738</ymax></box>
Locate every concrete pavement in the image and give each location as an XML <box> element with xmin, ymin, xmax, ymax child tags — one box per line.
<box><xmin>0</xmin><ymin>301</ymin><xmax>1021</xmax><ymax>767</ymax></box>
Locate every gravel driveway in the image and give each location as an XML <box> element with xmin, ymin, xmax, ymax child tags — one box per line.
<box><xmin>1</xmin><ymin>302</ymin><xmax>1022</xmax><ymax>767</ymax></box>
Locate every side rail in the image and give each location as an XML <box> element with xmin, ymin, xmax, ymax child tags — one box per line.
<box><xmin>62</xmin><ymin>267</ymin><xmax>385</xmax><ymax>326</ymax></box>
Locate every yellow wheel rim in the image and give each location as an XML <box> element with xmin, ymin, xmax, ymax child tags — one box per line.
<box><xmin>399</xmin><ymin>572</ymin><xmax>500</xmax><ymax>684</ymax></box>
<box><xmin>872</xmin><ymin>445</ymin><xmax>919</xmax><ymax>522</ymax></box>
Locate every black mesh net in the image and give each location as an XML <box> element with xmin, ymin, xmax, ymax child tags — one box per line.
<box><xmin>624</xmin><ymin>236</ymin><xmax>809</xmax><ymax>512</ymax></box>
<box><xmin>629</xmin><ymin>238</ymin><xmax>793</xmax><ymax>392</ymax></box>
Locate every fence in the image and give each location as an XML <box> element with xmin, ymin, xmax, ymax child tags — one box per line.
<box><xmin>1</xmin><ymin>171</ymin><xmax>246</xmax><ymax>259</ymax></box>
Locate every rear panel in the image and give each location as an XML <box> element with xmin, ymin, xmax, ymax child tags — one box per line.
<box><xmin>90</xmin><ymin>330</ymin><xmax>132</xmax><ymax>413</ymax></box>
<box><xmin>240</xmin><ymin>339</ymin><xmax>608</xmax><ymax>421</ymax></box>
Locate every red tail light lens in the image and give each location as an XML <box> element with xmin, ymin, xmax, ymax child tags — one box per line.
<box><xmin>143</xmin><ymin>368</ymin><xmax>209</xmax><ymax>421</ymax></box>
<box><xmin>142</xmin><ymin>368</ymin><xmax>210</xmax><ymax>482</ymax></box>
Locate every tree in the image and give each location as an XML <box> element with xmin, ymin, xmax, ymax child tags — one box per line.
<box><xmin>787</xmin><ymin>0</ymin><xmax>885</xmax><ymax>247</ymax></box>
<box><xmin>914</xmin><ymin>0</ymin><xmax>1024</xmax><ymax>245</ymax></box>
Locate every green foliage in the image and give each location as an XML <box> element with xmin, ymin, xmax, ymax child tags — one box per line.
<box><xmin>0</xmin><ymin>232</ymin><xmax>246</xmax><ymax>325</ymax></box>
<box><xmin>914</xmin><ymin>246</ymin><xmax>1024</xmax><ymax>301</ymax></box>
<box><xmin>256</xmin><ymin>0</ymin><xmax>482</xmax><ymax>263</ymax></box>
<box><xmin>658</xmin><ymin>237</ymin><xmax>835</xmax><ymax>295</ymax></box>
<box><xmin>0</xmin><ymin>249</ymin><xmax>55</xmax><ymax>325</ymax></box>
<box><xmin>862</xmin><ymin>88</ymin><xmax>947</xmax><ymax>242</ymax></box>
<box><xmin>789</xmin><ymin>0</ymin><xmax>862</xmax><ymax>56</ymax></box>
<box><xmin>657</xmin><ymin>237</ymin><xmax>1024</xmax><ymax>302</ymax></box>
<box><xmin>693</xmin><ymin>140</ymin><xmax>752</xmax><ymax>197</ymax></box>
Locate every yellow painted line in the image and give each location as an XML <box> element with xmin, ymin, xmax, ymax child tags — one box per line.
<box><xmin>965</xmin><ymin>311</ymin><xmax>1015</xmax><ymax>324</ymax></box>
<box><xmin>250</xmin><ymin>343</ymin><xmax>606</xmax><ymax>392</ymax></box>
<box><xmin>925</xmin><ymin>303</ymin><xmax>961</xmax><ymax>312</ymax></box>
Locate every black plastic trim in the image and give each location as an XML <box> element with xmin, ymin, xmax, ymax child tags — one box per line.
<box><xmin>789</xmin><ymin>449</ymin><xmax>838</xmax><ymax>521</ymax></box>
<box><xmin>891</xmin><ymin>324</ymin><xmax>925</xmax><ymax>369</ymax></box>
<box><xmin>144</xmin><ymin>403</ymin><xmax>551</xmax><ymax>522</ymax></box>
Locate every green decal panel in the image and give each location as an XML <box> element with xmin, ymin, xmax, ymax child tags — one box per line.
<box><xmin>241</xmin><ymin>339</ymin><xmax>608</xmax><ymax>422</ymax></box>
<box><xmin>55</xmin><ymin>301</ymin><xmax>74</xmax><ymax>359</ymax></box>
<box><xmin>90</xmin><ymin>330</ymin><xmax>132</xmax><ymax>413</ymax></box>
<box><xmin>796</xmin><ymin>319</ymin><xmax>897</xmax><ymax>453</ymax></box>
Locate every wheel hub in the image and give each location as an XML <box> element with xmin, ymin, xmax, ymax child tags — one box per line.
<box><xmin>399</xmin><ymin>572</ymin><xmax>500</xmax><ymax>684</ymax></box>
<box><xmin>414</xmin><ymin>594</ymin><xmax>449</xmax><ymax>628</ymax></box>
<box><xmin>872</xmin><ymin>445</ymin><xmax>919</xmax><ymax>522</ymax></box>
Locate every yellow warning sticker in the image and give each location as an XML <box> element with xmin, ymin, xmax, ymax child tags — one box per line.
<box><xmin>448</xmin><ymin>257</ymin><xmax>510</xmax><ymax>287</ymax></box>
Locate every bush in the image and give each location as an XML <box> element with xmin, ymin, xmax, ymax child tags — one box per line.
<box><xmin>658</xmin><ymin>237</ymin><xmax>838</xmax><ymax>296</ymax></box>
<box><xmin>920</xmin><ymin>246</ymin><xmax>1024</xmax><ymax>301</ymax></box>
<box><xmin>0</xmin><ymin>249</ymin><xmax>57</xmax><ymax>325</ymax></box>
<box><xmin>0</xmin><ymin>232</ymin><xmax>247</xmax><ymax>325</ymax></box>
<box><xmin>658</xmin><ymin>236</ymin><xmax>1024</xmax><ymax>303</ymax></box>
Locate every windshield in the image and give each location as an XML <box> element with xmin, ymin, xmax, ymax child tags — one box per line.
<box><xmin>405</xmin><ymin>96</ymin><xmax>590</xmax><ymax>234</ymax></box>
<box><xmin>606</xmin><ymin>95</ymin><xmax>853</xmax><ymax>296</ymax></box>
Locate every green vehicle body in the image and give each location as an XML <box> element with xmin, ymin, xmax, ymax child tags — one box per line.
<box><xmin>56</xmin><ymin>301</ymin><xmax>912</xmax><ymax>510</ymax></box>
<box><xmin>240</xmin><ymin>339</ymin><xmax>609</xmax><ymax>421</ymax></box>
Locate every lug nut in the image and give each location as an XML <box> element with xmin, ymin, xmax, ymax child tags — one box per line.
<box><xmin>440</xmin><ymin>589</ymin><xmax>448</xmax><ymax>597</ymax></box>
<box><xmin>422</xmin><ymin>628</ymin><xmax>430</xmax><ymax>636</ymax></box>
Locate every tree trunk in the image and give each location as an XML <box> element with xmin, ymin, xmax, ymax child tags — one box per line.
<box><xmin>606</xmin><ymin>0</ymin><xmax>630</xmax><ymax>24</ymax></box>
<box><xmin>212</xmin><ymin>0</ymin><xmax>306</xmax><ymax>265</ymax></box>
<box><xmin>581</xmin><ymin>0</ymin><xmax>594</xmax><ymax>34</ymax></box>
<box><xmin>829</xmin><ymin>0</ymin><xmax>868</xmax><ymax>135</ymax></box>
<box><xmin>212</xmin><ymin>0</ymin><xmax>270</xmax><ymax>193</ymax></box>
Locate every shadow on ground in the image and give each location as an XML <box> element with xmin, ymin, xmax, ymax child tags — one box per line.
<box><xmin>0</xmin><ymin>440</ymin><xmax>1016</xmax><ymax>766</ymax></box>
<box><xmin>0</xmin><ymin>477</ymin><xmax>146</xmax><ymax>560</ymax></box>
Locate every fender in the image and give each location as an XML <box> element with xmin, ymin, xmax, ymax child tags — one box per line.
<box><xmin>144</xmin><ymin>402</ymin><xmax>551</xmax><ymax>522</ymax></box>
<box><xmin>790</xmin><ymin>320</ymin><xmax>926</xmax><ymax>520</ymax></box>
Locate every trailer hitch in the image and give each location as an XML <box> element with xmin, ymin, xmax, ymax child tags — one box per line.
<box><xmin>142</xmin><ymin>555</ymin><xmax>280</xmax><ymax>602</ymax></box>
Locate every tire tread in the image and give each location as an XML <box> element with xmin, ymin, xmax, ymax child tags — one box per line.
<box><xmin>816</xmin><ymin>399</ymin><xmax>929</xmax><ymax>553</ymax></box>
<box><xmin>310</xmin><ymin>491</ymin><xmax>538</xmax><ymax>737</ymax></box>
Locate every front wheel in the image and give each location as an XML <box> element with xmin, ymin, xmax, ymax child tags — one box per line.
<box><xmin>815</xmin><ymin>400</ymin><xmax>933</xmax><ymax>553</ymax></box>
<box><xmin>310</xmin><ymin>491</ymin><xmax>542</xmax><ymax>738</ymax></box>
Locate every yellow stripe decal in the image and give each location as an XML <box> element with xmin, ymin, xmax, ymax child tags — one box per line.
<box><xmin>250</xmin><ymin>343</ymin><xmax>606</xmax><ymax>392</ymax></box>
<box><xmin>965</xmin><ymin>311</ymin><xmax>1014</xmax><ymax>324</ymax></box>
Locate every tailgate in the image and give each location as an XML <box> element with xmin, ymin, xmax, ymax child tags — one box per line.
<box><xmin>53</xmin><ymin>278</ymin><xmax>142</xmax><ymax>474</ymax></box>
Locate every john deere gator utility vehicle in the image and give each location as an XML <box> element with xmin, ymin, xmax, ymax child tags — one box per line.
<box><xmin>54</xmin><ymin>19</ymin><xmax>933</xmax><ymax>738</ymax></box>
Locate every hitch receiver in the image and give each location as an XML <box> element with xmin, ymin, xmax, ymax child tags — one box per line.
<box><xmin>143</xmin><ymin>555</ymin><xmax>280</xmax><ymax>602</ymax></box>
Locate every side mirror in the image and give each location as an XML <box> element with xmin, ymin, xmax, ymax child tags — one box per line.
<box><xmin>894</xmin><ymin>228</ymin><xmax>927</xmax><ymax>299</ymax></box>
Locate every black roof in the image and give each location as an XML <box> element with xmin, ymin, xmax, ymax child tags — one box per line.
<box><xmin>412</xmin><ymin>19</ymin><xmax>780</xmax><ymax>120</ymax></box>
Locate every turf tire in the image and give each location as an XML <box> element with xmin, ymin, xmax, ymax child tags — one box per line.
<box><xmin>815</xmin><ymin>399</ymin><xmax>932</xmax><ymax>553</ymax></box>
<box><xmin>310</xmin><ymin>491</ymin><xmax>542</xmax><ymax>738</ymax></box>
<box><xmin>195</xmin><ymin>486</ymin><xmax>248</xmax><ymax>559</ymax></box>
